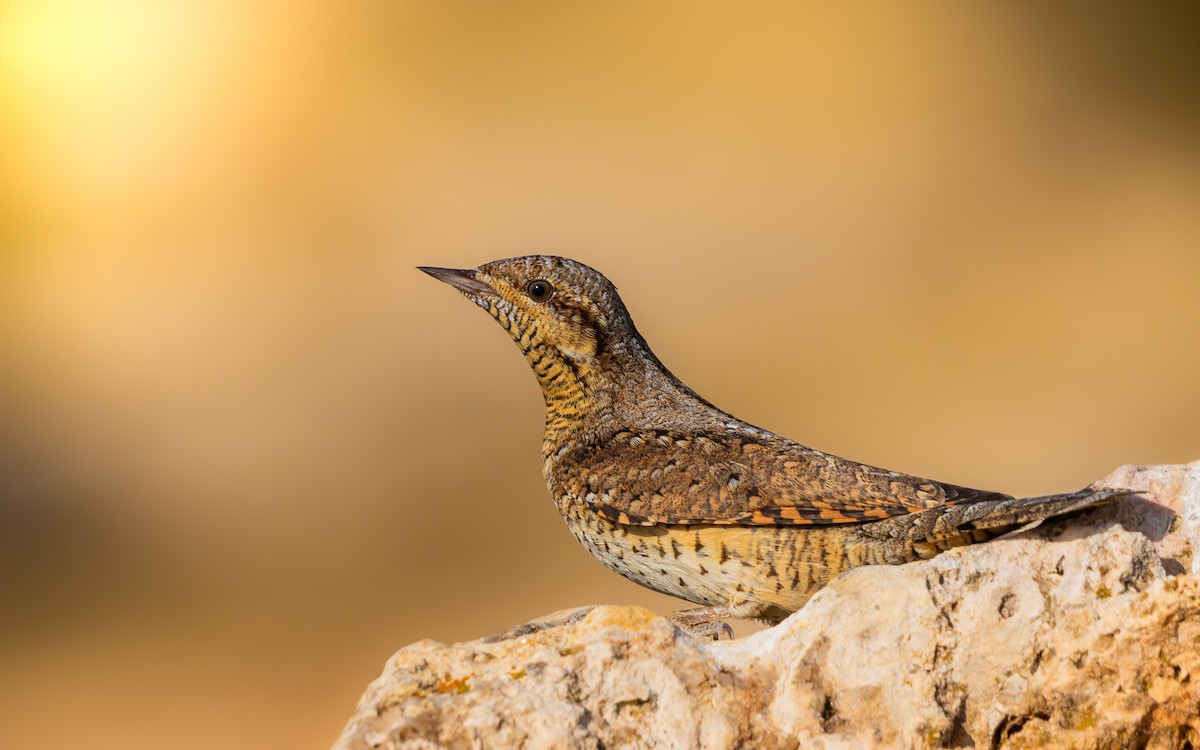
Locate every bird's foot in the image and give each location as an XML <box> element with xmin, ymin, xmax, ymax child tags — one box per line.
<box><xmin>669</xmin><ymin>606</ymin><xmax>735</xmax><ymax>640</ymax></box>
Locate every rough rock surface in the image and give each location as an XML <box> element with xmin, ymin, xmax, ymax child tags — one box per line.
<box><xmin>335</xmin><ymin>463</ymin><xmax>1200</xmax><ymax>750</ymax></box>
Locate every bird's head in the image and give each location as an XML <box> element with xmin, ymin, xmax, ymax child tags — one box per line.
<box><xmin>420</xmin><ymin>256</ymin><xmax>633</xmax><ymax>388</ymax></box>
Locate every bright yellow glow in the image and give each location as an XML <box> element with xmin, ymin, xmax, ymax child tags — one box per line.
<box><xmin>0</xmin><ymin>0</ymin><xmax>231</xmax><ymax>211</ymax></box>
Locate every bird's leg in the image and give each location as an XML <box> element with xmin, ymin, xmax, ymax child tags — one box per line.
<box><xmin>669</xmin><ymin>600</ymin><xmax>769</xmax><ymax>640</ymax></box>
<box><xmin>669</xmin><ymin>607</ymin><xmax>734</xmax><ymax>639</ymax></box>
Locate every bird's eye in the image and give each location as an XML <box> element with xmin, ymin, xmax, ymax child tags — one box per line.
<box><xmin>526</xmin><ymin>280</ymin><xmax>554</xmax><ymax>302</ymax></box>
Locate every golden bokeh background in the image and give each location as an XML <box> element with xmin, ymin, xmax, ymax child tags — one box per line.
<box><xmin>2</xmin><ymin>3</ymin><xmax>1198</xmax><ymax>748</ymax></box>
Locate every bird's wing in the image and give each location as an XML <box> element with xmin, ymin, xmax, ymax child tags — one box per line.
<box><xmin>554</xmin><ymin>429</ymin><xmax>1011</xmax><ymax>526</ymax></box>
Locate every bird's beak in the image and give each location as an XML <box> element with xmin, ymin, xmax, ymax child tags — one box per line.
<box><xmin>418</xmin><ymin>266</ymin><xmax>496</xmax><ymax>297</ymax></box>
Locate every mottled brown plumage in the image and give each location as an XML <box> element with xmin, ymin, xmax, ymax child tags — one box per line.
<box><xmin>420</xmin><ymin>256</ymin><xmax>1129</xmax><ymax>635</ymax></box>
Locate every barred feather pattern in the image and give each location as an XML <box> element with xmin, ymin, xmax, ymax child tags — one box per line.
<box><xmin>423</xmin><ymin>255</ymin><xmax>1136</xmax><ymax>623</ymax></box>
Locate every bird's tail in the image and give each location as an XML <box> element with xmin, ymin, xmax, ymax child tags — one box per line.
<box><xmin>901</xmin><ymin>487</ymin><xmax>1136</xmax><ymax>559</ymax></box>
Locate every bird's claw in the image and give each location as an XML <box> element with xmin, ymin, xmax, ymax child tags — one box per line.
<box><xmin>669</xmin><ymin>609</ymin><xmax>734</xmax><ymax>640</ymax></box>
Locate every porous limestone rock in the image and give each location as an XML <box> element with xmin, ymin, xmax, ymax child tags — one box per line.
<box><xmin>334</xmin><ymin>463</ymin><xmax>1200</xmax><ymax>750</ymax></box>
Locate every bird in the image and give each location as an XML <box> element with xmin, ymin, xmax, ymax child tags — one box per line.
<box><xmin>419</xmin><ymin>256</ymin><xmax>1129</xmax><ymax>637</ymax></box>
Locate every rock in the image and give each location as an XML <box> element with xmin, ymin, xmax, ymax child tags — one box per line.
<box><xmin>334</xmin><ymin>463</ymin><xmax>1200</xmax><ymax>750</ymax></box>
<box><xmin>1097</xmin><ymin>463</ymin><xmax>1198</xmax><ymax>576</ymax></box>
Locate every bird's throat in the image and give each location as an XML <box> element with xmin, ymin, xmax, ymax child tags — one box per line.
<box><xmin>526</xmin><ymin>343</ymin><xmax>604</xmax><ymax>453</ymax></box>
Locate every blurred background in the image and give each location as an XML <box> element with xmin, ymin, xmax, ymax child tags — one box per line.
<box><xmin>1</xmin><ymin>2</ymin><xmax>1198</xmax><ymax>748</ymax></box>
